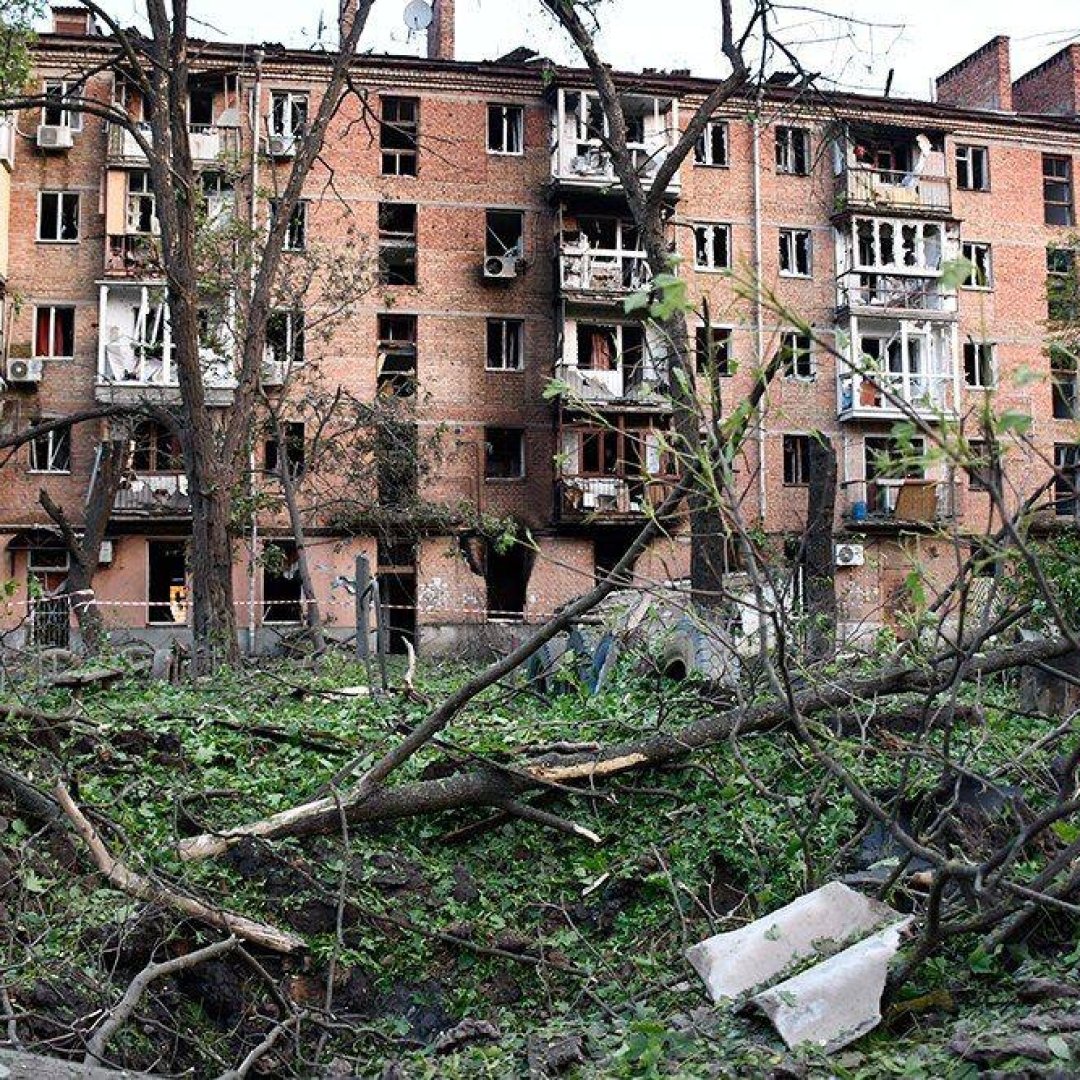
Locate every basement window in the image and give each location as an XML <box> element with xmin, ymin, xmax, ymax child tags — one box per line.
<box><xmin>28</xmin><ymin>426</ymin><xmax>71</xmax><ymax>473</ymax></box>
<box><xmin>782</xmin><ymin>434</ymin><xmax>810</xmax><ymax>486</ymax></box>
<box><xmin>381</xmin><ymin>96</ymin><xmax>418</xmax><ymax>176</ymax></box>
<box><xmin>376</xmin><ymin>313</ymin><xmax>417</xmax><ymax>397</ymax></box>
<box><xmin>963</xmin><ymin>341</ymin><xmax>996</xmax><ymax>389</ymax></box>
<box><xmin>961</xmin><ymin>242</ymin><xmax>993</xmax><ymax>289</ymax></box>
<box><xmin>694</xmin><ymin>121</ymin><xmax>728</xmax><ymax>167</ymax></box>
<box><xmin>956</xmin><ymin>144</ymin><xmax>989</xmax><ymax>191</ymax></box>
<box><xmin>694</xmin><ymin>325</ymin><xmax>732</xmax><ymax>375</ymax></box>
<box><xmin>775</xmin><ymin>126</ymin><xmax>810</xmax><ymax>176</ymax></box>
<box><xmin>484</xmin><ymin>427</ymin><xmax>524</xmax><ymax>479</ymax></box>
<box><xmin>487</xmin><ymin>104</ymin><xmax>523</xmax><ymax>155</ymax></box>
<box><xmin>486</xmin><ymin>318</ymin><xmax>523</xmax><ymax>371</ymax></box>
<box><xmin>1044</xmin><ymin>155</ymin><xmax>1075</xmax><ymax>227</ymax></box>
<box><xmin>33</xmin><ymin>306</ymin><xmax>75</xmax><ymax>358</ymax></box>
<box><xmin>693</xmin><ymin>222</ymin><xmax>730</xmax><ymax>271</ymax></box>
<box><xmin>779</xmin><ymin>228</ymin><xmax>812</xmax><ymax>277</ymax></box>
<box><xmin>38</xmin><ymin>191</ymin><xmax>79</xmax><ymax>242</ymax></box>
<box><xmin>378</xmin><ymin>202</ymin><xmax>417</xmax><ymax>285</ymax></box>
<box><xmin>262</xmin><ymin>540</ymin><xmax>302</xmax><ymax>623</ymax></box>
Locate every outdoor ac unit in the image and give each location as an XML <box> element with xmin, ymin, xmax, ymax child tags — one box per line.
<box><xmin>149</xmin><ymin>216</ymin><xmax>162</xmax><ymax>236</ymax></box>
<box><xmin>36</xmin><ymin>124</ymin><xmax>73</xmax><ymax>150</ymax></box>
<box><xmin>261</xmin><ymin>359</ymin><xmax>287</xmax><ymax>386</ymax></box>
<box><xmin>834</xmin><ymin>542</ymin><xmax>865</xmax><ymax>568</ymax></box>
<box><xmin>569</xmin><ymin>155</ymin><xmax>592</xmax><ymax>174</ymax></box>
<box><xmin>483</xmin><ymin>254</ymin><xmax>519</xmax><ymax>280</ymax></box>
<box><xmin>7</xmin><ymin>357</ymin><xmax>43</xmax><ymax>384</ymax></box>
<box><xmin>267</xmin><ymin>134</ymin><xmax>296</xmax><ymax>158</ymax></box>
<box><xmin>97</xmin><ymin>540</ymin><xmax>115</xmax><ymax>564</ymax></box>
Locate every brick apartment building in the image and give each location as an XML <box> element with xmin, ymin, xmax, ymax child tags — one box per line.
<box><xmin>0</xmin><ymin>5</ymin><xmax>1079</xmax><ymax>654</ymax></box>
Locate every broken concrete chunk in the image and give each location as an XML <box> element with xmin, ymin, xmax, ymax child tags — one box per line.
<box><xmin>685</xmin><ymin>880</ymin><xmax>902</xmax><ymax>1001</ymax></box>
<box><xmin>752</xmin><ymin>918</ymin><xmax>912</xmax><ymax>1053</ymax></box>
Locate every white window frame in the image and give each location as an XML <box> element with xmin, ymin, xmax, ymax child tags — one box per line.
<box><xmin>782</xmin><ymin>433</ymin><xmax>811</xmax><ymax>486</ymax></box>
<box><xmin>963</xmin><ymin>340</ymin><xmax>997</xmax><ymax>390</ymax></box>
<box><xmin>270</xmin><ymin>199</ymin><xmax>307</xmax><ymax>251</ymax></box>
<box><xmin>961</xmin><ymin>241</ymin><xmax>993</xmax><ymax>289</ymax></box>
<box><xmin>41</xmin><ymin>79</ymin><xmax>83</xmax><ymax>131</ymax></box>
<box><xmin>694</xmin><ymin>121</ymin><xmax>729</xmax><ymax>167</ymax></box>
<box><xmin>28</xmin><ymin>427</ymin><xmax>71</xmax><ymax>474</ymax></box>
<box><xmin>487</xmin><ymin>104</ymin><xmax>524</xmax><ymax>155</ymax></box>
<box><xmin>37</xmin><ymin>191</ymin><xmax>79</xmax><ymax>243</ymax></box>
<box><xmin>486</xmin><ymin>318</ymin><xmax>524</xmax><ymax>371</ymax></box>
<box><xmin>779</xmin><ymin>228</ymin><xmax>812</xmax><ymax>277</ymax></box>
<box><xmin>780</xmin><ymin>330</ymin><xmax>815</xmax><ymax>380</ymax></box>
<box><xmin>266</xmin><ymin>309</ymin><xmax>305</xmax><ymax>365</ymax></box>
<box><xmin>956</xmin><ymin>144</ymin><xmax>990</xmax><ymax>192</ymax></box>
<box><xmin>33</xmin><ymin>305</ymin><xmax>75</xmax><ymax>359</ymax></box>
<box><xmin>775</xmin><ymin>126</ymin><xmax>810</xmax><ymax>176</ymax></box>
<box><xmin>693</xmin><ymin>222</ymin><xmax>731</xmax><ymax>272</ymax></box>
<box><xmin>268</xmin><ymin>90</ymin><xmax>308</xmax><ymax>139</ymax></box>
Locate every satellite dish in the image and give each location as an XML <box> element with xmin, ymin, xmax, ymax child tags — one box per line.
<box><xmin>404</xmin><ymin>0</ymin><xmax>433</xmax><ymax>31</ymax></box>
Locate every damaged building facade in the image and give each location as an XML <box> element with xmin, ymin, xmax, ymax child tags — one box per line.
<box><xmin>1</xmin><ymin>7</ymin><xmax>1079</xmax><ymax>653</ymax></box>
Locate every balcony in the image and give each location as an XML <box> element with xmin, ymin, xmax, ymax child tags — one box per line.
<box><xmin>560</xmin><ymin>246</ymin><xmax>650</xmax><ymax>300</ymax></box>
<box><xmin>551</xmin><ymin>87</ymin><xmax>680</xmax><ymax>195</ymax></box>
<box><xmin>107</xmin><ymin>122</ymin><xmax>239</xmax><ymax>165</ymax></box>
<box><xmin>837</xmin><ymin>272</ymin><xmax>957</xmax><ymax>317</ymax></box>
<box><xmin>844</xmin><ymin>477</ymin><xmax>959</xmax><ymax>527</ymax></box>
<box><xmin>114</xmin><ymin>473</ymin><xmax>191</xmax><ymax>517</ymax></box>
<box><xmin>836</xmin><ymin>165</ymin><xmax>951</xmax><ymax>216</ymax></box>
<box><xmin>558</xmin><ymin>474</ymin><xmax>676</xmax><ymax>521</ymax></box>
<box><xmin>105</xmin><ymin>233</ymin><xmax>162</xmax><ymax>277</ymax></box>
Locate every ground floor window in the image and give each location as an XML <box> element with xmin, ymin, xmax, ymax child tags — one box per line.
<box><xmin>263</xmin><ymin>540</ymin><xmax>302</xmax><ymax>623</ymax></box>
<box><xmin>148</xmin><ymin>540</ymin><xmax>187</xmax><ymax>625</ymax></box>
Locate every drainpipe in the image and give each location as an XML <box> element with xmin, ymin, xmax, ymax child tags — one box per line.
<box><xmin>246</xmin><ymin>49</ymin><xmax>265</xmax><ymax>655</ymax></box>
<box><xmin>751</xmin><ymin>106</ymin><xmax>767</xmax><ymax>523</ymax></box>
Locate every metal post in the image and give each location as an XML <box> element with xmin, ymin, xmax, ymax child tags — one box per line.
<box><xmin>355</xmin><ymin>554</ymin><xmax>370</xmax><ymax>661</ymax></box>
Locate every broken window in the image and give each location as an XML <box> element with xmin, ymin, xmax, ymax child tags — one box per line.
<box><xmin>269</xmin><ymin>90</ymin><xmax>307</xmax><ymax>139</ymax></box>
<box><xmin>376</xmin><ymin>420</ymin><xmax>419</xmax><ymax>505</ymax></box>
<box><xmin>265</xmin><ymin>421</ymin><xmax>306</xmax><ymax>478</ymax></box>
<box><xmin>1054</xmin><ymin>443</ymin><xmax>1080</xmax><ymax>517</ymax></box>
<box><xmin>262</xmin><ymin>540</ymin><xmax>302</xmax><ymax>623</ymax></box>
<box><xmin>38</xmin><ymin>191</ymin><xmax>79</xmax><ymax>241</ymax></box>
<box><xmin>961</xmin><ymin>242</ymin><xmax>992</xmax><ymax>288</ymax></box>
<box><xmin>955</xmin><ymin>144</ymin><xmax>989</xmax><ymax>191</ymax></box>
<box><xmin>378</xmin><ymin>202</ymin><xmax>417</xmax><ymax>285</ymax></box>
<box><xmin>188</xmin><ymin>85</ymin><xmax>215</xmax><ymax>128</ymax></box>
<box><xmin>779</xmin><ymin>330</ymin><xmax>814</xmax><ymax>379</ymax></box>
<box><xmin>963</xmin><ymin>340</ymin><xmax>996</xmax><ymax>389</ymax></box>
<box><xmin>1047</xmin><ymin>247</ymin><xmax>1079</xmax><ymax>321</ymax></box>
<box><xmin>967</xmin><ymin>439</ymin><xmax>995</xmax><ymax>492</ymax></box>
<box><xmin>1044</xmin><ymin>155</ymin><xmax>1074</xmax><ymax>227</ymax></box>
<box><xmin>694</xmin><ymin>121</ymin><xmax>728</xmax><ymax>167</ymax></box>
<box><xmin>577</xmin><ymin>324</ymin><xmax>617</xmax><ymax>371</ymax></box>
<box><xmin>693</xmin><ymin>223</ymin><xmax>730</xmax><ymax>271</ymax></box>
<box><xmin>486</xmin><ymin>540</ymin><xmax>530</xmax><ymax>621</ymax></box>
<box><xmin>484</xmin><ymin>427</ymin><xmax>524</xmax><ymax>479</ymax></box>
<box><xmin>865</xmin><ymin>435</ymin><xmax>925</xmax><ymax>514</ymax></box>
<box><xmin>580</xmin><ymin>429</ymin><xmax>619</xmax><ymax>476</ymax></box>
<box><xmin>130</xmin><ymin>421</ymin><xmax>183</xmax><ymax>472</ymax></box>
<box><xmin>486</xmin><ymin>318</ymin><xmax>523</xmax><ymax>370</ymax></box>
<box><xmin>695</xmin><ymin>325</ymin><xmax>732</xmax><ymax>375</ymax></box>
<box><xmin>266</xmin><ymin>310</ymin><xmax>305</xmax><ymax>366</ymax></box>
<box><xmin>376</xmin><ymin>313</ymin><xmax>417</xmax><ymax>397</ymax></box>
<box><xmin>486</xmin><ymin>209</ymin><xmax>524</xmax><ymax>259</ymax></box>
<box><xmin>148</xmin><ymin>540</ymin><xmax>187</xmax><ymax>625</ymax></box>
<box><xmin>34</xmin><ymin>306</ymin><xmax>74</xmax><ymax>358</ymax></box>
<box><xmin>782</xmin><ymin>434</ymin><xmax>810</xmax><ymax>486</ymax></box>
<box><xmin>381</xmin><ymin>96</ymin><xmax>418</xmax><ymax>176</ymax></box>
<box><xmin>779</xmin><ymin>228</ymin><xmax>811</xmax><ymax>277</ymax></box>
<box><xmin>775</xmin><ymin>126</ymin><xmax>810</xmax><ymax>175</ymax></box>
<box><xmin>267</xmin><ymin>200</ymin><xmax>307</xmax><ymax>251</ymax></box>
<box><xmin>127</xmin><ymin>170</ymin><xmax>157</xmax><ymax>234</ymax></box>
<box><xmin>42</xmin><ymin>79</ymin><xmax>82</xmax><ymax>130</ymax></box>
<box><xmin>28</xmin><ymin>426</ymin><xmax>71</xmax><ymax>473</ymax></box>
<box><xmin>1051</xmin><ymin>345</ymin><xmax>1078</xmax><ymax>420</ymax></box>
<box><xmin>487</xmin><ymin>103</ymin><xmax>523</xmax><ymax>154</ymax></box>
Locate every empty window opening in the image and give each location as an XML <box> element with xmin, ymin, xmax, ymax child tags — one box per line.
<box><xmin>695</xmin><ymin>325</ymin><xmax>732</xmax><ymax>375</ymax></box>
<box><xmin>593</xmin><ymin>527</ymin><xmax>639</xmax><ymax>585</ymax></box>
<box><xmin>486</xmin><ymin>210</ymin><xmax>524</xmax><ymax>259</ymax></box>
<box><xmin>1048</xmin><ymin>247</ymin><xmax>1079</xmax><ymax>321</ymax></box>
<box><xmin>38</xmin><ymin>191</ymin><xmax>79</xmax><ymax>241</ymax></box>
<box><xmin>148</xmin><ymin>540</ymin><xmax>187</xmax><ymax>625</ymax></box>
<box><xmin>485</xmin><ymin>539</ymin><xmax>533</xmax><ymax>621</ymax></box>
<box><xmin>379</xmin><ymin>566</ymin><xmax>417</xmax><ymax>654</ymax></box>
<box><xmin>956</xmin><ymin>144</ymin><xmax>989</xmax><ymax>191</ymax></box>
<box><xmin>34</xmin><ymin>306</ymin><xmax>74</xmax><ymax>358</ymax></box>
<box><xmin>42</xmin><ymin>80</ymin><xmax>82</xmax><ymax>130</ymax></box>
<box><xmin>188</xmin><ymin>85</ymin><xmax>215</xmax><ymax>129</ymax></box>
<box><xmin>266</xmin><ymin>310</ymin><xmax>305</xmax><ymax>366</ymax></box>
<box><xmin>783</xmin><ymin>434</ymin><xmax>810</xmax><ymax>486</ymax></box>
<box><xmin>1055</xmin><ymin>443</ymin><xmax>1080</xmax><ymax>517</ymax></box>
<box><xmin>262</xmin><ymin>540</ymin><xmax>302</xmax><ymax>623</ymax></box>
<box><xmin>265</xmin><ymin>421</ymin><xmax>306</xmax><ymax>478</ymax></box>
<box><xmin>127</xmin><ymin>170</ymin><xmax>157</xmax><ymax>234</ymax></box>
<box><xmin>963</xmin><ymin>341</ymin><xmax>996</xmax><ymax>389</ymax></box>
<box><xmin>864</xmin><ymin>436</ymin><xmax>925</xmax><ymax>515</ymax></box>
<box><xmin>779</xmin><ymin>228</ymin><xmax>811</xmax><ymax>276</ymax></box>
<box><xmin>486</xmin><ymin>318</ymin><xmax>523</xmax><ymax>370</ymax></box>
<box><xmin>376</xmin><ymin>420</ymin><xmax>419</xmax><ymax>506</ymax></box>
<box><xmin>775</xmin><ymin>126</ymin><xmax>810</xmax><ymax>175</ymax></box>
<box><xmin>381</xmin><ymin>96</ymin><xmax>418</xmax><ymax>176</ymax></box>
<box><xmin>29</xmin><ymin>426</ymin><xmax>71</xmax><ymax>473</ymax></box>
<box><xmin>693</xmin><ymin>223</ymin><xmax>730</xmax><ymax>270</ymax></box>
<box><xmin>484</xmin><ymin>427</ymin><xmax>524</xmax><ymax>479</ymax></box>
<box><xmin>962</xmin><ymin>242</ymin><xmax>992</xmax><ymax>288</ymax></box>
<box><xmin>376</xmin><ymin>313</ymin><xmax>417</xmax><ymax>397</ymax></box>
<box><xmin>1052</xmin><ymin>346</ymin><xmax>1078</xmax><ymax>420</ymax></box>
<box><xmin>694</xmin><ymin>121</ymin><xmax>728</xmax><ymax>167</ymax></box>
<box><xmin>487</xmin><ymin>103</ymin><xmax>523</xmax><ymax>154</ymax></box>
<box><xmin>130</xmin><ymin>421</ymin><xmax>183</xmax><ymax>472</ymax></box>
<box><xmin>378</xmin><ymin>202</ymin><xmax>417</xmax><ymax>285</ymax></box>
<box><xmin>968</xmin><ymin>439</ymin><xmax>996</xmax><ymax>493</ymax></box>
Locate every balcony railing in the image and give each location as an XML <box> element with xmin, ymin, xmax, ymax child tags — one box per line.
<box><xmin>108</xmin><ymin>122</ymin><xmax>239</xmax><ymax>163</ymax></box>
<box><xmin>560</xmin><ymin>247</ymin><xmax>650</xmax><ymax>295</ymax></box>
<box><xmin>838</xmin><ymin>368</ymin><xmax>956</xmax><ymax>421</ymax></box>
<box><xmin>837</xmin><ymin>273</ymin><xmax>957</xmax><ymax>315</ymax></box>
<box><xmin>105</xmin><ymin>234</ymin><xmax>162</xmax><ymax>276</ymax></box>
<box><xmin>554</xmin><ymin>363</ymin><xmax>669</xmax><ymax>405</ymax></box>
<box><xmin>845</xmin><ymin>477</ymin><xmax>958</xmax><ymax>524</ymax></box>
<box><xmin>114</xmin><ymin>473</ymin><xmax>191</xmax><ymax>516</ymax></box>
<box><xmin>559</xmin><ymin>474</ymin><xmax>676</xmax><ymax>519</ymax></box>
<box><xmin>837</xmin><ymin>165</ymin><xmax>952</xmax><ymax>215</ymax></box>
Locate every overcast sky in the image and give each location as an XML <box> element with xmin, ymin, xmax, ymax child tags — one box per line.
<box><xmin>81</xmin><ymin>1</ymin><xmax>1079</xmax><ymax>102</ymax></box>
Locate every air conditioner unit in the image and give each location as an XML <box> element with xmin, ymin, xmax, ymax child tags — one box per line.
<box><xmin>7</xmin><ymin>357</ymin><xmax>43</xmax><ymax>384</ymax></box>
<box><xmin>149</xmin><ymin>216</ymin><xmax>162</xmax><ymax>236</ymax></box>
<box><xmin>261</xmin><ymin>359</ymin><xmax>287</xmax><ymax>387</ymax></box>
<box><xmin>267</xmin><ymin>134</ymin><xmax>296</xmax><ymax>158</ymax></box>
<box><xmin>97</xmin><ymin>540</ymin><xmax>115</xmax><ymax>564</ymax></box>
<box><xmin>483</xmin><ymin>254</ymin><xmax>519</xmax><ymax>280</ymax></box>
<box><xmin>36</xmin><ymin>124</ymin><xmax>74</xmax><ymax>150</ymax></box>
<box><xmin>569</xmin><ymin>154</ymin><xmax>592</xmax><ymax>174</ymax></box>
<box><xmin>834</xmin><ymin>542</ymin><xmax>865</xmax><ymax>568</ymax></box>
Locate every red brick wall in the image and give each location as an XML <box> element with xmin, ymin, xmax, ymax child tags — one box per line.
<box><xmin>1013</xmin><ymin>45</ymin><xmax>1080</xmax><ymax>116</ymax></box>
<box><xmin>937</xmin><ymin>37</ymin><xmax>1013</xmax><ymax>112</ymax></box>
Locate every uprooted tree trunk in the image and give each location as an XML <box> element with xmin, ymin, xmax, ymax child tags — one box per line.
<box><xmin>804</xmin><ymin>433</ymin><xmax>838</xmax><ymax>662</ymax></box>
<box><xmin>39</xmin><ymin>439</ymin><xmax>128</xmax><ymax>654</ymax></box>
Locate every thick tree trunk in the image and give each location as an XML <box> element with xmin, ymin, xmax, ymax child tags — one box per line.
<box><xmin>804</xmin><ymin>434</ymin><xmax>838</xmax><ymax>661</ymax></box>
